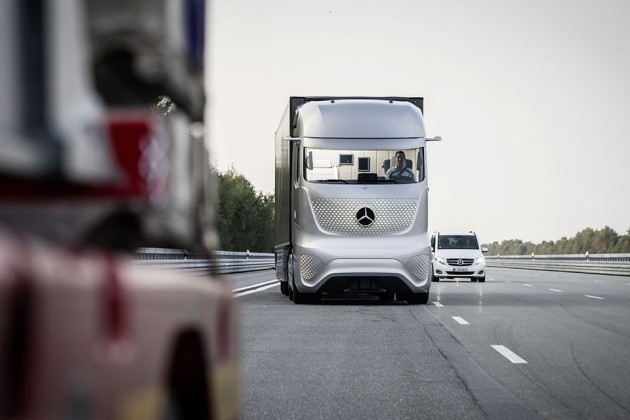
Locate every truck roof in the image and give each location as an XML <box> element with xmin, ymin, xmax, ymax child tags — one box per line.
<box><xmin>292</xmin><ymin>97</ymin><xmax>426</xmax><ymax>139</ymax></box>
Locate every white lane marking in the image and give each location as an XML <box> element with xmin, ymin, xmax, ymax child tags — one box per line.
<box><xmin>549</xmin><ymin>289</ymin><xmax>563</xmax><ymax>292</ymax></box>
<box><xmin>585</xmin><ymin>295</ymin><xmax>605</xmax><ymax>300</ymax></box>
<box><xmin>433</xmin><ymin>302</ymin><xmax>444</xmax><ymax>307</ymax></box>
<box><xmin>234</xmin><ymin>283</ymin><xmax>279</xmax><ymax>297</ymax></box>
<box><xmin>452</xmin><ymin>316</ymin><xmax>470</xmax><ymax>325</ymax></box>
<box><xmin>233</xmin><ymin>279</ymin><xmax>278</xmax><ymax>292</ymax></box>
<box><xmin>491</xmin><ymin>345</ymin><xmax>528</xmax><ymax>364</ymax></box>
<box><xmin>523</xmin><ymin>284</ymin><xmax>534</xmax><ymax>287</ymax></box>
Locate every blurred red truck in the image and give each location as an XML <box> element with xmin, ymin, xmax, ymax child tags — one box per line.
<box><xmin>0</xmin><ymin>1</ymin><xmax>240</xmax><ymax>418</ymax></box>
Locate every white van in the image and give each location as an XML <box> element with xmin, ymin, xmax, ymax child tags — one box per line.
<box><xmin>431</xmin><ymin>232</ymin><xmax>487</xmax><ymax>282</ymax></box>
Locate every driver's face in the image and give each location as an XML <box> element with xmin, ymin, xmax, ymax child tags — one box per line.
<box><xmin>395</xmin><ymin>153</ymin><xmax>405</xmax><ymax>168</ymax></box>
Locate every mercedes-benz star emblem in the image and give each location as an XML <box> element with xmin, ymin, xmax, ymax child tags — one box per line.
<box><xmin>457</xmin><ymin>259</ymin><xmax>463</xmax><ymax>265</ymax></box>
<box><xmin>356</xmin><ymin>207</ymin><xmax>375</xmax><ymax>226</ymax></box>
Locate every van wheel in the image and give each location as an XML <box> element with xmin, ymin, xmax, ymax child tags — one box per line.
<box><xmin>478</xmin><ymin>276</ymin><xmax>486</xmax><ymax>283</ymax></box>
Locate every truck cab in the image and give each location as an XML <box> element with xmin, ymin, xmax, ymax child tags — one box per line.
<box><xmin>275</xmin><ymin>97</ymin><xmax>441</xmax><ymax>304</ymax></box>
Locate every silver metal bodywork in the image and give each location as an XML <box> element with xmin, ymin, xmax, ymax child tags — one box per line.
<box><xmin>275</xmin><ymin>97</ymin><xmax>437</xmax><ymax>299</ymax></box>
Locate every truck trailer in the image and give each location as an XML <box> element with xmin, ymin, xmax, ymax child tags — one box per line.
<box><xmin>274</xmin><ymin>96</ymin><xmax>441</xmax><ymax>304</ymax></box>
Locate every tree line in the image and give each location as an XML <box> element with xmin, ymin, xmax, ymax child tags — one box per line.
<box><xmin>212</xmin><ymin>167</ymin><xmax>275</xmax><ymax>252</ymax></box>
<box><xmin>483</xmin><ymin>226</ymin><xmax>630</xmax><ymax>256</ymax></box>
<box><xmin>212</xmin><ymin>167</ymin><xmax>630</xmax><ymax>256</ymax></box>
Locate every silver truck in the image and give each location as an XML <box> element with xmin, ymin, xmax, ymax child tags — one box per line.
<box><xmin>275</xmin><ymin>96</ymin><xmax>441</xmax><ymax>304</ymax></box>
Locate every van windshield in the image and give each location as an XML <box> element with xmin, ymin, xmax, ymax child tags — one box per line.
<box><xmin>437</xmin><ymin>235</ymin><xmax>479</xmax><ymax>250</ymax></box>
<box><xmin>303</xmin><ymin>147</ymin><xmax>424</xmax><ymax>184</ymax></box>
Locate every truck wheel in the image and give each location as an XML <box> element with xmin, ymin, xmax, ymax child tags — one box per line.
<box><xmin>281</xmin><ymin>258</ymin><xmax>290</xmax><ymax>296</ymax></box>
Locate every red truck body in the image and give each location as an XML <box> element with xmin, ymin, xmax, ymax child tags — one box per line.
<box><xmin>0</xmin><ymin>1</ymin><xmax>240</xmax><ymax>418</ymax></box>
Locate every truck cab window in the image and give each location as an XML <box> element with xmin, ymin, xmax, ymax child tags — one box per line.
<box><xmin>303</xmin><ymin>147</ymin><xmax>423</xmax><ymax>184</ymax></box>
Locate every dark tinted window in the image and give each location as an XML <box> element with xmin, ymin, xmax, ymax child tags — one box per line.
<box><xmin>437</xmin><ymin>235</ymin><xmax>479</xmax><ymax>250</ymax></box>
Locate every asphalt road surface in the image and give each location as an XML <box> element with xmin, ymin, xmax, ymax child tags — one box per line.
<box><xmin>228</xmin><ymin>268</ymin><xmax>630</xmax><ymax>419</ymax></box>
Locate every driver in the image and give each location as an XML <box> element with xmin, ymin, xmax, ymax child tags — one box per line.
<box><xmin>385</xmin><ymin>151</ymin><xmax>414</xmax><ymax>180</ymax></box>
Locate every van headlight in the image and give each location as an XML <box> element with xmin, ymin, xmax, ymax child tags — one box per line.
<box><xmin>475</xmin><ymin>256</ymin><xmax>485</xmax><ymax>265</ymax></box>
<box><xmin>434</xmin><ymin>255</ymin><xmax>447</xmax><ymax>265</ymax></box>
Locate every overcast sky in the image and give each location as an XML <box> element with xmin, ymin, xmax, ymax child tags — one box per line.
<box><xmin>207</xmin><ymin>0</ymin><xmax>630</xmax><ymax>245</ymax></box>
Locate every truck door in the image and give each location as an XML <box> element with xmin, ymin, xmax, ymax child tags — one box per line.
<box><xmin>291</xmin><ymin>141</ymin><xmax>301</xmax><ymax>235</ymax></box>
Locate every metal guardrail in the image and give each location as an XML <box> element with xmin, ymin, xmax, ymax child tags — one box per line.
<box><xmin>485</xmin><ymin>253</ymin><xmax>630</xmax><ymax>277</ymax></box>
<box><xmin>135</xmin><ymin>248</ymin><xmax>275</xmax><ymax>274</ymax></box>
<box><xmin>135</xmin><ymin>249</ymin><xmax>630</xmax><ymax>277</ymax></box>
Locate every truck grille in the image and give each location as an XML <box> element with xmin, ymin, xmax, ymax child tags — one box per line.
<box><xmin>408</xmin><ymin>255</ymin><xmax>430</xmax><ymax>280</ymax></box>
<box><xmin>446</xmin><ymin>258</ymin><xmax>474</xmax><ymax>266</ymax></box>
<box><xmin>300</xmin><ymin>255</ymin><xmax>324</xmax><ymax>281</ymax></box>
<box><xmin>311</xmin><ymin>198</ymin><xmax>419</xmax><ymax>236</ymax></box>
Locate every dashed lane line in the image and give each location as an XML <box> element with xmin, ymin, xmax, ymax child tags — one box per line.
<box><xmin>491</xmin><ymin>345</ymin><xmax>528</xmax><ymax>364</ymax></box>
<box><xmin>452</xmin><ymin>316</ymin><xmax>470</xmax><ymax>325</ymax></box>
<box><xmin>523</xmin><ymin>284</ymin><xmax>534</xmax><ymax>287</ymax></box>
<box><xmin>233</xmin><ymin>279</ymin><xmax>279</xmax><ymax>297</ymax></box>
<box><xmin>584</xmin><ymin>295</ymin><xmax>605</xmax><ymax>300</ymax></box>
<box><xmin>433</xmin><ymin>302</ymin><xmax>444</xmax><ymax>307</ymax></box>
<box><xmin>549</xmin><ymin>289</ymin><xmax>563</xmax><ymax>292</ymax></box>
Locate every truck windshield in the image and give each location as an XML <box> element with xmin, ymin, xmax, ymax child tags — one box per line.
<box><xmin>303</xmin><ymin>147</ymin><xmax>424</xmax><ymax>184</ymax></box>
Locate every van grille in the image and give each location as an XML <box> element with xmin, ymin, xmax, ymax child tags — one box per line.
<box><xmin>311</xmin><ymin>198</ymin><xmax>418</xmax><ymax>236</ymax></box>
<box><xmin>446</xmin><ymin>258</ymin><xmax>474</xmax><ymax>266</ymax></box>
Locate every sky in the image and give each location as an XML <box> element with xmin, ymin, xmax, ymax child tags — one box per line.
<box><xmin>207</xmin><ymin>0</ymin><xmax>630</xmax><ymax>245</ymax></box>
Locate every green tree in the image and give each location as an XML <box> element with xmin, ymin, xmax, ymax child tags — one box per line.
<box><xmin>212</xmin><ymin>167</ymin><xmax>275</xmax><ymax>252</ymax></box>
<box><xmin>483</xmin><ymin>226</ymin><xmax>630</xmax><ymax>255</ymax></box>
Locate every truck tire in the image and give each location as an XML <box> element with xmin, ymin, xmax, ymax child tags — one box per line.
<box><xmin>281</xmin><ymin>258</ymin><xmax>290</xmax><ymax>296</ymax></box>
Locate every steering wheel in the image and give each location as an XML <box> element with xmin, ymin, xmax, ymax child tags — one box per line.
<box><xmin>389</xmin><ymin>168</ymin><xmax>414</xmax><ymax>180</ymax></box>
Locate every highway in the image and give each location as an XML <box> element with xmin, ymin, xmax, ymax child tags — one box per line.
<box><xmin>229</xmin><ymin>268</ymin><xmax>630</xmax><ymax>419</ymax></box>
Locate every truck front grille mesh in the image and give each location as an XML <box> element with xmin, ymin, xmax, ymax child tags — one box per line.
<box><xmin>408</xmin><ymin>255</ymin><xmax>430</xmax><ymax>280</ymax></box>
<box><xmin>310</xmin><ymin>198</ymin><xmax>419</xmax><ymax>236</ymax></box>
<box><xmin>300</xmin><ymin>255</ymin><xmax>324</xmax><ymax>281</ymax></box>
